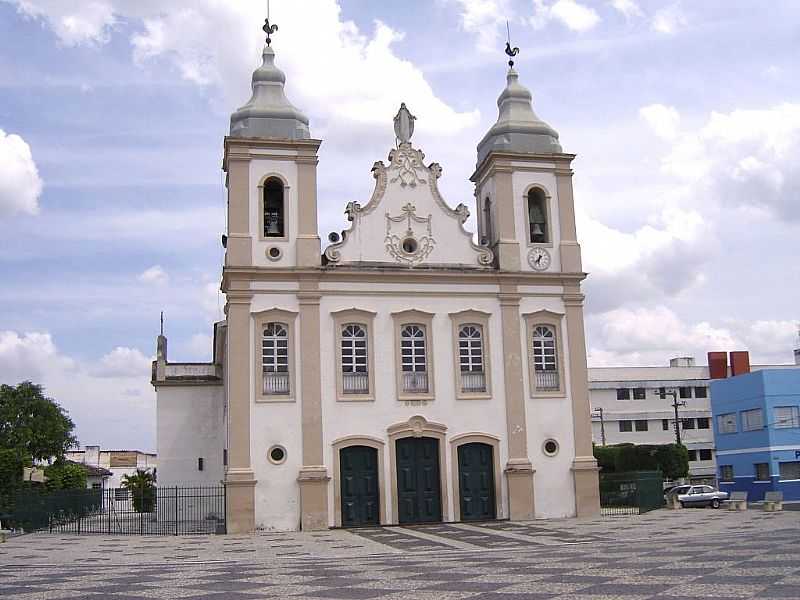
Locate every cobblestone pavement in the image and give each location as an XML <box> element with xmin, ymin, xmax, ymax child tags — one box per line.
<box><xmin>1</xmin><ymin>509</ymin><xmax>798</xmax><ymax>599</ymax></box>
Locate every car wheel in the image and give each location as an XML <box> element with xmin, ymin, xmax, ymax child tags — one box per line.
<box><xmin>711</xmin><ymin>498</ymin><xmax>720</xmax><ymax>509</ymax></box>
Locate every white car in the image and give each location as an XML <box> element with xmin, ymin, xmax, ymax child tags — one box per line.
<box><xmin>676</xmin><ymin>485</ymin><xmax>729</xmax><ymax>509</ymax></box>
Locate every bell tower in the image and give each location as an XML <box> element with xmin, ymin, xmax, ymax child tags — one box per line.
<box><xmin>471</xmin><ymin>47</ymin><xmax>600</xmax><ymax>518</ymax></box>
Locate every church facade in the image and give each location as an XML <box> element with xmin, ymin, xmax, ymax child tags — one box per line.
<box><xmin>153</xmin><ymin>29</ymin><xmax>600</xmax><ymax>532</ymax></box>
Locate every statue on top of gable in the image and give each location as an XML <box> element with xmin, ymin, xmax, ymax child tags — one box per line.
<box><xmin>394</xmin><ymin>103</ymin><xmax>416</xmax><ymax>145</ymax></box>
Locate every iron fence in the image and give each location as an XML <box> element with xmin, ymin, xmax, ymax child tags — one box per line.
<box><xmin>600</xmin><ymin>471</ymin><xmax>664</xmax><ymax>516</ymax></box>
<box><xmin>3</xmin><ymin>486</ymin><xmax>225</xmax><ymax>535</ymax></box>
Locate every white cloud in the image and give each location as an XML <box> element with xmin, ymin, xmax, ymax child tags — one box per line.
<box><xmin>639</xmin><ymin>103</ymin><xmax>680</xmax><ymax>140</ymax></box>
<box><xmin>531</xmin><ymin>0</ymin><xmax>600</xmax><ymax>32</ymax></box>
<box><xmin>138</xmin><ymin>265</ymin><xmax>169</xmax><ymax>285</ymax></box>
<box><xmin>651</xmin><ymin>4</ymin><xmax>687</xmax><ymax>34</ymax></box>
<box><xmin>0</xmin><ymin>331</ymin><xmax>155</xmax><ymax>449</ymax></box>
<box><xmin>184</xmin><ymin>333</ymin><xmax>213</xmax><ymax>361</ymax></box>
<box><xmin>452</xmin><ymin>0</ymin><xmax>513</xmax><ymax>52</ymax></box>
<box><xmin>0</xmin><ymin>129</ymin><xmax>43</xmax><ymax>216</ymax></box>
<box><xmin>10</xmin><ymin>0</ymin><xmax>116</xmax><ymax>46</ymax></box>
<box><xmin>610</xmin><ymin>0</ymin><xmax>643</xmax><ymax>19</ymax></box>
<box><xmin>660</xmin><ymin>103</ymin><xmax>800</xmax><ymax>219</ymax></box>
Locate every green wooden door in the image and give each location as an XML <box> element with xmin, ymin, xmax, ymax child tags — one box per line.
<box><xmin>396</xmin><ymin>437</ymin><xmax>442</xmax><ymax>524</ymax></box>
<box><xmin>457</xmin><ymin>442</ymin><xmax>496</xmax><ymax>521</ymax></box>
<box><xmin>340</xmin><ymin>445</ymin><xmax>380</xmax><ymax>527</ymax></box>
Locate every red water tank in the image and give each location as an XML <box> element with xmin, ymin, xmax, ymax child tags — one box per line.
<box><xmin>708</xmin><ymin>352</ymin><xmax>728</xmax><ymax>379</ymax></box>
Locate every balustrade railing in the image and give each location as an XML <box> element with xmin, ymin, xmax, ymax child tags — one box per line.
<box><xmin>402</xmin><ymin>371</ymin><xmax>428</xmax><ymax>393</ymax></box>
<box><xmin>263</xmin><ymin>371</ymin><xmax>290</xmax><ymax>395</ymax></box>
<box><xmin>535</xmin><ymin>370</ymin><xmax>559</xmax><ymax>391</ymax></box>
<box><xmin>460</xmin><ymin>371</ymin><xmax>486</xmax><ymax>393</ymax></box>
<box><xmin>343</xmin><ymin>371</ymin><xmax>369</xmax><ymax>394</ymax></box>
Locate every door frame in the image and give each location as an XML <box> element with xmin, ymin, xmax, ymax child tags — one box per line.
<box><xmin>387</xmin><ymin>415</ymin><xmax>449</xmax><ymax>524</ymax></box>
<box><xmin>332</xmin><ymin>435</ymin><xmax>386</xmax><ymax>527</ymax></box>
<box><xmin>451</xmin><ymin>433</ymin><xmax>502</xmax><ymax>521</ymax></box>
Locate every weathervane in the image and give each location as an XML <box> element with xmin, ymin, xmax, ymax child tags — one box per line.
<box><xmin>263</xmin><ymin>0</ymin><xmax>278</xmax><ymax>45</ymax></box>
<box><xmin>504</xmin><ymin>20</ymin><xmax>519</xmax><ymax>68</ymax></box>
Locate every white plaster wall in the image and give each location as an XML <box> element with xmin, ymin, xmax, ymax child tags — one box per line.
<box><xmin>512</xmin><ymin>169</ymin><xmax>562</xmax><ymax>273</ymax></box>
<box><xmin>249</xmin><ymin>293</ymin><xmax>303</xmax><ymax>531</ymax></box>
<box><xmin>249</xmin><ymin>158</ymin><xmax>299</xmax><ymax>267</ymax></box>
<box><xmin>319</xmin><ymin>292</ymin><xmax>510</xmax><ymax>526</ymax></box>
<box><xmin>156</xmin><ymin>385</ymin><xmax>225</xmax><ymax>487</ymax></box>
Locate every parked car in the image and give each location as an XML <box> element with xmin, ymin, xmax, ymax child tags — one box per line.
<box><xmin>675</xmin><ymin>485</ymin><xmax>729</xmax><ymax>509</ymax></box>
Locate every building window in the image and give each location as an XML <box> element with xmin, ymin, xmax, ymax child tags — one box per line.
<box><xmin>741</xmin><ymin>408</ymin><xmax>764</xmax><ymax>432</ymax></box>
<box><xmin>262</xmin><ymin>322</ymin><xmax>290</xmax><ymax>395</ymax></box>
<box><xmin>263</xmin><ymin>178</ymin><xmax>285</xmax><ymax>237</ymax></box>
<box><xmin>481</xmin><ymin>197</ymin><xmax>493</xmax><ymax>245</ymax></box>
<box><xmin>717</xmin><ymin>413</ymin><xmax>737</xmax><ymax>434</ymax></box>
<box><xmin>699</xmin><ymin>449</ymin><xmax>712</xmax><ymax>461</ymax></box>
<box><xmin>688</xmin><ymin>450</ymin><xmax>697</xmax><ymax>461</ymax></box>
<box><xmin>527</xmin><ymin>188</ymin><xmax>549</xmax><ymax>243</ymax></box>
<box><xmin>198</xmin><ymin>457</ymin><xmax>204</xmax><ymax>472</ymax></box>
<box><xmin>341</xmin><ymin>324</ymin><xmax>369</xmax><ymax>394</ymax></box>
<box><xmin>682</xmin><ymin>418</ymin><xmax>695</xmax><ymax>430</ymax></box>
<box><xmin>616</xmin><ymin>388</ymin><xmax>631</xmax><ymax>400</ymax></box>
<box><xmin>779</xmin><ymin>461</ymin><xmax>800</xmax><ymax>481</ymax></box>
<box><xmin>635</xmin><ymin>420</ymin><xmax>648</xmax><ymax>432</ymax></box>
<box><xmin>401</xmin><ymin>324</ymin><xmax>428</xmax><ymax>393</ymax></box>
<box><xmin>774</xmin><ymin>406</ymin><xmax>800</xmax><ymax>429</ymax></box>
<box><xmin>532</xmin><ymin>325</ymin><xmax>559</xmax><ymax>392</ymax></box>
<box><xmin>114</xmin><ymin>489</ymin><xmax>129</xmax><ymax>501</ymax></box>
<box><xmin>754</xmin><ymin>463</ymin><xmax>770</xmax><ymax>481</ymax></box>
<box><xmin>633</xmin><ymin>388</ymin><xmax>646</xmax><ymax>400</ymax></box>
<box><xmin>697</xmin><ymin>417</ymin><xmax>710</xmax><ymax>429</ymax></box>
<box><xmin>662</xmin><ymin>419</ymin><xmax>669</xmax><ymax>431</ymax></box>
<box><xmin>720</xmin><ymin>465</ymin><xmax>734</xmax><ymax>481</ymax></box>
<box><xmin>619</xmin><ymin>420</ymin><xmax>632</xmax><ymax>432</ymax></box>
<box><xmin>694</xmin><ymin>386</ymin><xmax>708</xmax><ymax>398</ymax></box>
<box><xmin>458</xmin><ymin>324</ymin><xmax>486</xmax><ymax>393</ymax></box>
<box><xmin>679</xmin><ymin>386</ymin><xmax>692</xmax><ymax>399</ymax></box>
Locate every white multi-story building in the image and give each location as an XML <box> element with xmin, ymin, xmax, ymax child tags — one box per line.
<box><xmin>589</xmin><ymin>354</ymin><xmax>799</xmax><ymax>483</ymax></box>
<box><xmin>152</xmin><ymin>19</ymin><xmax>601</xmax><ymax>532</ymax></box>
<box><xmin>65</xmin><ymin>445</ymin><xmax>157</xmax><ymax>490</ymax></box>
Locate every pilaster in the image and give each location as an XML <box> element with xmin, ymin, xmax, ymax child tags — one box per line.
<box><xmin>297</xmin><ymin>283</ymin><xmax>329</xmax><ymax>529</ymax></box>
<box><xmin>225</xmin><ymin>158</ymin><xmax>253</xmax><ymax>267</ymax></box>
<box><xmin>296</xmin><ymin>155</ymin><xmax>321</xmax><ymax>267</ymax></box>
<box><xmin>493</xmin><ymin>168</ymin><xmax>521</xmax><ymax>271</ymax></box>
<box><xmin>224</xmin><ymin>290</ymin><xmax>256</xmax><ymax>533</ymax></box>
<box><xmin>499</xmin><ymin>287</ymin><xmax>535</xmax><ymax>519</ymax></box>
<box><xmin>563</xmin><ymin>288</ymin><xmax>600</xmax><ymax>517</ymax></box>
<box><xmin>555</xmin><ymin>165</ymin><xmax>582</xmax><ymax>273</ymax></box>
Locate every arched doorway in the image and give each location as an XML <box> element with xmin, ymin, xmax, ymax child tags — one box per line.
<box><xmin>339</xmin><ymin>445</ymin><xmax>380</xmax><ymax>527</ymax></box>
<box><xmin>395</xmin><ymin>437</ymin><xmax>442</xmax><ymax>524</ymax></box>
<box><xmin>457</xmin><ymin>442</ymin><xmax>496</xmax><ymax>521</ymax></box>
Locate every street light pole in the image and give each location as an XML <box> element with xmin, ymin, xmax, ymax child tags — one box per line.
<box><xmin>655</xmin><ymin>389</ymin><xmax>686</xmax><ymax>446</ymax></box>
<box><xmin>592</xmin><ymin>407</ymin><xmax>606</xmax><ymax>446</ymax></box>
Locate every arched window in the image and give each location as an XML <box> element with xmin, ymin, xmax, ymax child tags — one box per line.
<box><xmin>341</xmin><ymin>324</ymin><xmax>369</xmax><ymax>394</ymax></box>
<box><xmin>459</xmin><ymin>324</ymin><xmax>486</xmax><ymax>393</ymax></box>
<box><xmin>400</xmin><ymin>324</ymin><xmax>428</xmax><ymax>393</ymax></box>
<box><xmin>532</xmin><ymin>325</ymin><xmax>559</xmax><ymax>391</ymax></box>
<box><xmin>481</xmin><ymin>197</ymin><xmax>493</xmax><ymax>245</ymax></box>
<box><xmin>263</xmin><ymin>178</ymin><xmax>285</xmax><ymax>237</ymax></box>
<box><xmin>262</xmin><ymin>322</ymin><xmax>289</xmax><ymax>394</ymax></box>
<box><xmin>527</xmin><ymin>188</ymin><xmax>548</xmax><ymax>244</ymax></box>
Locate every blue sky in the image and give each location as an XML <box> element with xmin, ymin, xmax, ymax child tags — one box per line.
<box><xmin>0</xmin><ymin>0</ymin><xmax>798</xmax><ymax>451</ymax></box>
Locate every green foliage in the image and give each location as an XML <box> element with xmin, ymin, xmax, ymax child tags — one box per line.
<box><xmin>0</xmin><ymin>382</ymin><xmax>77</xmax><ymax>461</ymax></box>
<box><xmin>44</xmin><ymin>461</ymin><xmax>88</xmax><ymax>491</ymax></box>
<box><xmin>0</xmin><ymin>448</ymin><xmax>25</xmax><ymax>497</ymax></box>
<box><xmin>121</xmin><ymin>469</ymin><xmax>156</xmax><ymax>513</ymax></box>
<box><xmin>593</xmin><ymin>443</ymin><xmax>689</xmax><ymax>480</ymax></box>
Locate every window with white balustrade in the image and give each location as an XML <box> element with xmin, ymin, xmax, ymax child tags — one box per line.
<box><xmin>262</xmin><ymin>322</ymin><xmax>290</xmax><ymax>395</ymax></box>
<box><xmin>532</xmin><ymin>325</ymin><xmax>559</xmax><ymax>392</ymax></box>
<box><xmin>458</xmin><ymin>324</ymin><xmax>485</xmax><ymax>393</ymax></box>
<box><xmin>400</xmin><ymin>324</ymin><xmax>428</xmax><ymax>393</ymax></box>
<box><xmin>341</xmin><ymin>324</ymin><xmax>369</xmax><ymax>395</ymax></box>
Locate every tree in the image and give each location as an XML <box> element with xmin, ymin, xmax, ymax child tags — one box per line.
<box><xmin>121</xmin><ymin>469</ymin><xmax>156</xmax><ymax>513</ymax></box>
<box><xmin>0</xmin><ymin>382</ymin><xmax>77</xmax><ymax>462</ymax></box>
<box><xmin>44</xmin><ymin>461</ymin><xmax>88</xmax><ymax>491</ymax></box>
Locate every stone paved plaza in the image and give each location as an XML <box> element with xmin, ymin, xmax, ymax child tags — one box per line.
<box><xmin>1</xmin><ymin>509</ymin><xmax>799</xmax><ymax>599</ymax></box>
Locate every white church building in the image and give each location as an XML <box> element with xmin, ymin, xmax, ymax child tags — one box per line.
<box><xmin>153</xmin><ymin>22</ymin><xmax>600</xmax><ymax>532</ymax></box>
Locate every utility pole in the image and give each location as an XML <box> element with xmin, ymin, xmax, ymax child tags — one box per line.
<box><xmin>655</xmin><ymin>389</ymin><xmax>686</xmax><ymax>446</ymax></box>
<box><xmin>591</xmin><ymin>407</ymin><xmax>606</xmax><ymax>446</ymax></box>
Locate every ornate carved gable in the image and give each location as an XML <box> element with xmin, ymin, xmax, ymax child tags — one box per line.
<box><xmin>325</xmin><ymin>106</ymin><xmax>493</xmax><ymax>269</ymax></box>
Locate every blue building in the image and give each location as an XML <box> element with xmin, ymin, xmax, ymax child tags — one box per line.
<box><xmin>711</xmin><ymin>369</ymin><xmax>800</xmax><ymax>502</ymax></box>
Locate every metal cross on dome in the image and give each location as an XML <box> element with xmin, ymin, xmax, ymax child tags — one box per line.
<box><xmin>263</xmin><ymin>0</ymin><xmax>278</xmax><ymax>45</ymax></box>
<box><xmin>504</xmin><ymin>20</ymin><xmax>519</xmax><ymax>68</ymax></box>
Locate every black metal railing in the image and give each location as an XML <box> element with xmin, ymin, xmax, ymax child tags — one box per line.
<box><xmin>3</xmin><ymin>486</ymin><xmax>225</xmax><ymax>535</ymax></box>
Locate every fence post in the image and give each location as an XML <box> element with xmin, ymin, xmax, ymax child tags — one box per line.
<box><xmin>175</xmin><ymin>487</ymin><xmax>179</xmax><ymax>536</ymax></box>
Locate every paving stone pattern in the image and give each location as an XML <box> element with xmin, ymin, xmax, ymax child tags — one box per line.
<box><xmin>1</xmin><ymin>510</ymin><xmax>798</xmax><ymax>599</ymax></box>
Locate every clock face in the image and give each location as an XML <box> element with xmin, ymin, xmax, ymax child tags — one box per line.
<box><xmin>528</xmin><ymin>247</ymin><xmax>551</xmax><ymax>271</ymax></box>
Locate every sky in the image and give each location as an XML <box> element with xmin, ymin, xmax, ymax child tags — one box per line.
<box><xmin>0</xmin><ymin>0</ymin><xmax>798</xmax><ymax>452</ymax></box>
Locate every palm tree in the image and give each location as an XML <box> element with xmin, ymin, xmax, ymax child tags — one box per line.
<box><xmin>121</xmin><ymin>469</ymin><xmax>155</xmax><ymax>513</ymax></box>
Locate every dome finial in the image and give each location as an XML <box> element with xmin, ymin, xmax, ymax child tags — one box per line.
<box><xmin>504</xmin><ymin>20</ymin><xmax>519</xmax><ymax>68</ymax></box>
<box><xmin>263</xmin><ymin>0</ymin><xmax>278</xmax><ymax>46</ymax></box>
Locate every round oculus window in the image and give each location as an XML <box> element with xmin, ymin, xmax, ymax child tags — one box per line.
<box><xmin>268</xmin><ymin>445</ymin><xmax>287</xmax><ymax>464</ymax></box>
<box><xmin>266</xmin><ymin>246</ymin><xmax>282</xmax><ymax>261</ymax></box>
<box><xmin>401</xmin><ymin>237</ymin><xmax>418</xmax><ymax>254</ymax></box>
<box><xmin>543</xmin><ymin>439</ymin><xmax>559</xmax><ymax>457</ymax></box>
